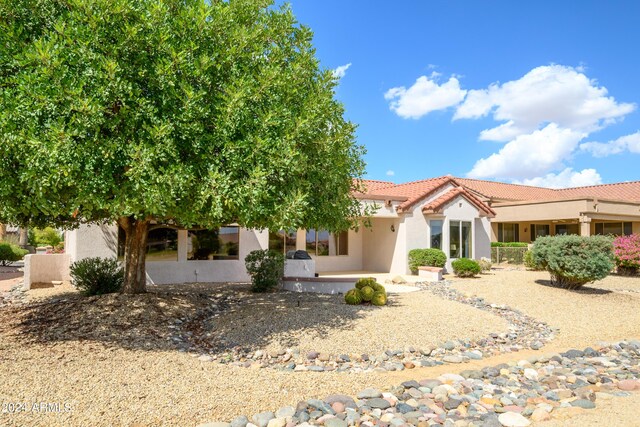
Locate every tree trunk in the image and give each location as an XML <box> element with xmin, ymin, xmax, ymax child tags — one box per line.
<box><xmin>0</xmin><ymin>223</ymin><xmax>6</xmax><ymax>241</ymax></box>
<box><xmin>19</xmin><ymin>227</ymin><xmax>28</xmax><ymax>247</ymax></box>
<box><xmin>118</xmin><ymin>217</ymin><xmax>150</xmax><ymax>294</ymax></box>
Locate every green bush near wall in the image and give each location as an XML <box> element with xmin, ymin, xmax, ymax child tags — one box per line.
<box><xmin>408</xmin><ymin>248</ymin><xmax>447</xmax><ymax>274</ymax></box>
<box><xmin>491</xmin><ymin>246</ymin><xmax>528</xmax><ymax>264</ymax></box>
<box><xmin>451</xmin><ymin>258</ymin><xmax>481</xmax><ymax>277</ymax></box>
<box><xmin>0</xmin><ymin>242</ymin><xmax>28</xmax><ymax>266</ymax></box>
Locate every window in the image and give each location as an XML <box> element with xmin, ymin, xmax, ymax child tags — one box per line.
<box><xmin>555</xmin><ymin>224</ymin><xmax>579</xmax><ymax>235</ymax></box>
<box><xmin>269</xmin><ymin>229</ymin><xmax>297</xmax><ymax>254</ymax></box>
<box><xmin>117</xmin><ymin>226</ymin><xmax>178</xmax><ymax>262</ymax></box>
<box><xmin>449</xmin><ymin>221</ymin><xmax>472</xmax><ymax>258</ymax></box>
<box><xmin>305</xmin><ymin>229</ymin><xmax>348</xmax><ymax>256</ymax></box>
<box><xmin>187</xmin><ymin>226</ymin><xmax>239</xmax><ymax>260</ymax></box>
<box><xmin>497</xmin><ymin>223</ymin><xmax>519</xmax><ymax>242</ymax></box>
<box><xmin>595</xmin><ymin>222</ymin><xmax>633</xmax><ymax>236</ymax></box>
<box><xmin>430</xmin><ymin>220</ymin><xmax>443</xmax><ymax>249</ymax></box>
<box><xmin>530</xmin><ymin>224</ymin><xmax>550</xmax><ymax>241</ymax></box>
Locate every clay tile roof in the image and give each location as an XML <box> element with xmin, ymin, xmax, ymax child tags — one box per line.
<box><xmin>358</xmin><ymin>179</ymin><xmax>397</xmax><ymax>192</ymax></box>
<box><xmin>556</xmin><ymin>181</ymin><xmax>640</xmax><ymax>203</ymax></box>
<box><xmin>454</xmin><ymin>178</ymin><xmax>558</xmax><ymax>201</ymax></box>
<box><xmin>422</xmin><ymin>187</ymin><xmax>496</xmax><ymax>217</ymax></box>
<box><xmin>366</xmin><ymin>176</ymin><xmax>455</xmax><ymax>211</ymax></box>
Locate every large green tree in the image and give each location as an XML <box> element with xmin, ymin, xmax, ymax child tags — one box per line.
<box><xmin>0</xmin><ymin>0</ymin><xmax>367</xmax><ymax>293</ymax></box>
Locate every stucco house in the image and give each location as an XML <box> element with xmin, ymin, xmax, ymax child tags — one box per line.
<box><xmin>60</xmin><ymin>175</ymin><xmax>640</xmax><ymax>286</ymax></box>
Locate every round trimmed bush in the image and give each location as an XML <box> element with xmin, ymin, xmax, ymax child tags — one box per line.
<box><xmin>451</xmin><ymin>258</ymin><xmax>481</xmax><ymax>278</ymax></box>
<box><xmin>531</xmin><ymin>235</ymin><xmax>614</xmax><ymax>289</ymax></box>
<box><xmin>245</xmin><ymin>249</ymin><xmax>285</xmax><ymax>293</ymax></box>
<box><xmin>345</xmin><ymin>288</ymin><xmax>363</xmax><ymax>305</ymax></box>
<box><xmin>371</xmin><ymin>290</ymin><xmax>387</xmax><ymax>306</ymax></box>
<box><xmin>360</xmin><ymin>285</ymin><xmax>374</xmax><ymax>302</ymax></box>
<box><xmin>408</xmin><ymin>248</ymin><xmax>447</xmax><ymax>274</ymax></box>
<box><xmin>355</xmin><ymin>277</ymin><xmax>377</xmax><ymax>290</ymax></box>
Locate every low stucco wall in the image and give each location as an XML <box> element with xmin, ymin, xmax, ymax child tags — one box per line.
<box><xmin>24</xmin><ymin>254</ymin><xmax>71</xmax><ymax>289</ymax></box>
<box><xmin>284</xmin><ymin>259</ymin><xmax>315</xmax><ymax>278</ymax></box>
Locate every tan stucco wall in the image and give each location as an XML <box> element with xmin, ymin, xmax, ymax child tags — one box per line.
<box><xmin>313</xmin><ymin>229</ymin><xmax>363</xmax><ymax>273</ymax></box>
<box><xmin>24</xmin><ymin>254</ymin><xmax>71</xmax><ymax>289</ymax></box>
<box><xmin>361</xmin><ymin>217</ymin><xmax>402</xmax><ymax>273</ymax></box>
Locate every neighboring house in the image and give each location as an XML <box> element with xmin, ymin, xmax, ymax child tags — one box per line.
<box><xmin>455</xmin><ymin>178</ymin><xmax>640</xmax><ymax>242</ymax></box>
<box><xmin>64</xmin><ymin>175</ymin><xmax>640</xmax><ymax>284</ymax></box>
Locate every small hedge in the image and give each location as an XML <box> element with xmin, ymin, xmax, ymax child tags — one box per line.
<box><xmin>408</xmin><ymin>248</ymin><xmax>447</xmax><ymax>274</ymax></box>
<box><xmin>245</xmin><ymin>249</ymin><xmax>285</xmax><ymax>293</ymax></box>
<box><xmin>0</xmin><ymin>242</ymin><xmax>28</xmax><ymax>266</ymax></box>
<box><xmin>491</xmin><ymin>242</ymin><xmax>529</xmax><ymax>247</ymax></box>
<box><xmin>70</xmin><ymin>257</ymin><xmax>124</xmax><ymax>296</ymax></box>
<box><xmin>523</xmin><ymin>250</ymin><xmax>543</xmax><ymax>270</ymax></box>
<box><xmin>531</xmin><ymin>235</ymin><xmax>614</xmax><ymax>289</ymax></box>
<box><xmin>345</xmin><ymin>277</ymin><xmax>387</xmax><ymax>306</ymax></box>
<box><xmin>451</xmin><ymin>258</ymin><xmax>481</xmax><ymax>277</ymax></box>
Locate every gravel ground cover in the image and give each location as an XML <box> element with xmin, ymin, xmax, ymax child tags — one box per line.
<box><xmin>1</xmin><ymin>270</ymin><xmax>639</xmax><ymax>426</ymax></box>
<box><xmin>450</xmin><ymin>270</ymin><xmax>640</xmax><ymax>350</ymax></box>
<box><xmin>204</xmin><ymin>341</ymin><xmax>640</xmax><ymax>427</ymax></box>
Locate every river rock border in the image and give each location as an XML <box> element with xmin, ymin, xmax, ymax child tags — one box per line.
<box><xmin>202</xmin><ymin>341</ymin><xmax>640</xmax><ymax>427</ymax></box>
<box><xmin>203</xmin><ymin>281</ymin><xmax>556</xmax><ymax>373</ymax></box>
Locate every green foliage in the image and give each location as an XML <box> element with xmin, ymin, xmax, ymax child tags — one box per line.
<box><xmin>0</xmin><ymin>242</ymin><xmax>28</xmax><ymax>266</ymax></box>
<box><xmin>344</xmin><ymin>288</ymin><xmax>363</xmax><ymax>305</ymax></box>
<box><xmin>0</xmin><ymin>0</ymin><xmax>368</xmax><ymax>293</ymax></box>
<box><xmin>360</xmin><ymin>285</ymin><xmax>374</xmax><ymax>302</ymax></box>
<box><xmin>408</xmin><ymin>248</ymin><xmax>447</xmax><ymax>273</ymax></box>
<box><xmin>531</xmin><ymin>235</ymin><xmax>614</xmax><ymax>289</ymax></box>
<box><xmin>244</xmin><ymin>249</ymin><xmax>284</xmax><ymax>293</ymax></box>
<box><xmin>30</xmin><ymin>227</ymin><xmax>62</xmax><ymax>247</ymax></box>
<box><xmin>523</xmin><ymin>250</ymin><xmax>543</xmax><ymax>270</ymax></box>
<box><xmin>451</xmin><ymin>258</ymin><xmax>481</xmax><ymax>277</ymax></box>
<box><xmin>70</xmin><ymin>257</ymin><xmax>124</xmax><ymax>296</ymax></box>
<box><xmin>478</xmin><ymin>257</ymin><xmax>492</xmax><ymax>273</ymax></box>
<box><xmin>491</xmin><ymin>242</ymin><xmax>529</xmax><ymax>247</ymax></box>
<box><xmin>371</xmin><ymin>291</ymin><xmax>387</xmax><ymax>306</ymax></box>
<box><xmin>355</xmin><ymin>277</ymin><xmax>377</xmax><ymax>290</ymax></box>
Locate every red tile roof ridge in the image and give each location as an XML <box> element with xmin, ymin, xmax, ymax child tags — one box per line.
<box><xmin>558</xmin><ymin>180</ymin><xmax>640</xmax><ymax>191</ymax></box>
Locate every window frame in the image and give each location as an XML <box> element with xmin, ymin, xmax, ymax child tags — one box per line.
<box><xmin>449</xmin><ymin>220</ymin><xmax>472</xmax><ymax>259</ymax></box>
<box><xmin>305</xmin><ymin>229</ymin><xmax>349</xmax><ymax>256</ymax></box>
<box><xmin>430</xmin><ymin>219</ymin><xmax>443</xmax><ymax>250</ymax></box>
<box><xmin>187</xmin><ymin>226</ymin><xmax>240</xmax><ymax>261</ymax></box>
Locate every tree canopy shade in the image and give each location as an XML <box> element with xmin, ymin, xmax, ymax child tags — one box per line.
<box><xmin>0</xmin><ymin>0</ymin><xmax>367</xmax><ymax>293</ymax></box>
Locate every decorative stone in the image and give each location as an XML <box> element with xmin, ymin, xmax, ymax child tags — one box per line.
<box><xmin>497</xmin><ymin>412</ymin><xmax>531</xmax><ymax>426</ymax></box>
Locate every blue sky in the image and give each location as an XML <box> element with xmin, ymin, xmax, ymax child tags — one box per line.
<box><xmin>284</xmin><ymin>1</ymin><xmax>640</xmax><ymax>188</ymax></box>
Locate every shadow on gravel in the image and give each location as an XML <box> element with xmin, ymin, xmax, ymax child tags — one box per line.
<box><xmin>534</xmin><ymin>279</ymin><xmax>613</xmax><ymax>295</ymax></box>
<box><xmin>0</xmin><ymin>282</ymin><xmax>383</xmax><ymax>354</ymax></box>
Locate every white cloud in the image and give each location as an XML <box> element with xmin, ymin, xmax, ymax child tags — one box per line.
<box><xmin>580</xmin><ymin>131</ymin><xmax>640</xmax><ymax>157</ymax></box>
<box><xmin>454</xmin><ymin>65</ymin><xmax>635</xmax><ymax>142</ymax></box>
<box><xmin>384</xmin><ymin>73</ymin><xmax>467</xmax><ymax>119</ymax></box>
<box><xmin>332</xmin><ymin>63</ymin><xmax>352</xmax><ymax>79</ymax></box>
<box><xmin>468</xmin><ymin>124</ymin><xmax>586</xmax><ymax>179</ymax></box>
<box><xmin>386</xmin><ymin>170</ymin><xmax>395</xmax><ymax>177</ymax></box>
<box><xmin>513</xmin><ymin>168</ymin><xmax>602</xmax><ymax>189</ymax></box>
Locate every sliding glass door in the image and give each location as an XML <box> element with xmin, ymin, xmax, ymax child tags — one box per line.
<box><xmin>449</xmin><ymin>221</ymin><xmax>472</xmax><ymax>259</ymax></box>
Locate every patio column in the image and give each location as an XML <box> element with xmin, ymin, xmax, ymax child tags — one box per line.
<box><xmin>579</xmin><ymin>215</ymin><xmax>591</xmax><ymax>236</ymax></box>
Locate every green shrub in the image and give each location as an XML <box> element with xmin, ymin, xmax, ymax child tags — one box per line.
<box><xmin>244</xmin><ymin>249</ymin><xmax>284</xmax><ymax>293</ymax></box>
<box><xmin>345</xmin><ymin>288</ymin><xmax>363</xmax><ymax>305</ymax></box>
<box><xmin>408</xmin><ymin>248</ymin><xmax>447</xmax><ymax>273</ymax></box>
<box><xmin>70</xmin><ymin>257</ymin><xmax>124</xmax><ymax>296</ymax></box>
<box><xmin>478</xmin><ymin>257</ymin><xmax>492</xmax><ymax>273</ymax></box>
<box><xmin>30</xmin><ymin>227</ymin><xmax>62</xmax><ymax>247</ymax></box>
<box><xmin>491</xmin><ymin>242</ymin><xmax>529</xmax><ymax>247</ymax></box>
<box><xmin>371</xmin><ymin>290</ymin><xmax>387</xmax><ymax>306</ymax></box>
<box><xmin>355</xmin><ymin>277</ymin><xmax>377</xmax><ymax>290</ymax></box>
<box><xmin>531</xmin><ymin>235</ymin><xmax>614</xmax><ymax>290</ymax></box>
<box><xmin>491</xmin><ymin>246</ymin><xmax>528</xmax><ymax>264</ymax></box>
<box><xmin>360</xmin><ymin>285</ymin><xmax>374</xmax><ymax>302</ymax></box>
<box><xmin>0</xmin><ymin>242</ymin><xmax>28</xmax><ymax>266</ymax></box>
<box><xmin>451</xmin><ymin>258</ymin><xmax>481</xmax><ymax>277</ymax></box>
<box><xmin>523</xmin><ymin>250</ymin><xmax>543</xmax><ymax>270</ymax></box>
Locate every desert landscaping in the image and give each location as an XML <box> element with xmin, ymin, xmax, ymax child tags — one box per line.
<box><xmin>1</xmin><ymin>267</ymin><xmax>639</xmax><ymax>427</ymax></box>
